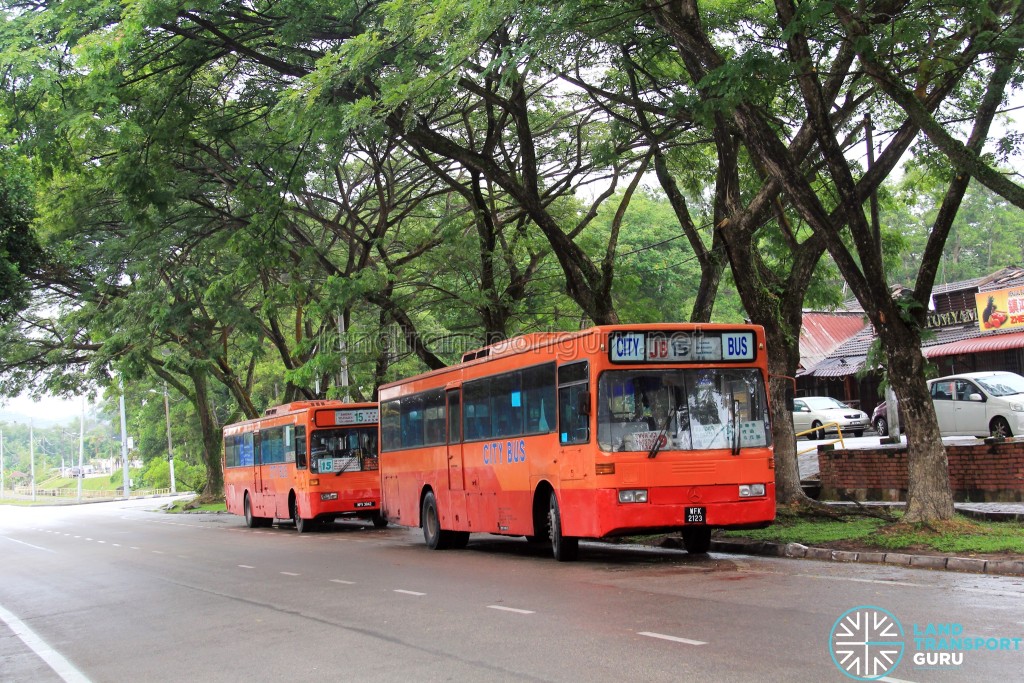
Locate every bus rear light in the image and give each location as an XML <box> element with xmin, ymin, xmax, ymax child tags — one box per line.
<box><xmin>596</xmin><ymin>462</ymin><xmax>616</xmax><ymax>475</ymax></box>
<box><xmin>320</xmin><ymin>492</ymin><xmax>338</xmax><ymax>501</ymax></box>
<box><xmin>768</xmin><ymin>457</ymin><xmax>775</xmax><ymax>469</ymax></box>
<box><xmin>618</xmin><ymin>489</ymin><xmax>648</xmax><ymax>503</ymax></box>
<box><xmin>739</xmin><ymin>484</ymin><xmax>766</xmax><ymax>497</ymax></box>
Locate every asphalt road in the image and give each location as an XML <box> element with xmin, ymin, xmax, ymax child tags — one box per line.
<box><xmin>2</xmin><ymin>498</ymin><xmax>1022</xmax><ymax>682</ymax></box>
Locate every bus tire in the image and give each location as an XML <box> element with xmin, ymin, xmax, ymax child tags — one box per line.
<box><xmin>370</xmin><ymin>512</ymin><xmax>388</xmax><ymax>529</ymax></box>
<box><xmin>244</xmin><ymin>494</ymin><xmax>271</xmax><ymax>528</ymax></box>
<box><xmin>548</xmin><ymin>492</ymin><xmax>578</xmax><ymax>562</ymax></box>
<box><xmin>292</xmin><ymin>498</ymin><xmax>312</xmax><ymax>533</ymax></box>
<box><xmin>244</xmin><ymin>494</ymin><xmax>258</xmax><ymax>529</ymax></box>
<box><xmin>421</xmin><ymin>490</ymin><xmax>446</xmax><ymax>549</ymax></box>
<box><xmin>682</xmin><ymin>527</ymin><xmax>712</xmax><ymax>554</ymax></box>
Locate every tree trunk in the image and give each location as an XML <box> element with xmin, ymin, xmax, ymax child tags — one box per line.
<box><xmin>190</xmin><ymin>367</ymin><xmax>224</xmax><ymax>499</ymax></box>
<box><xmin>879</xmin><ymin>326</ymin><xmax>954</xmax><ymax>522</ymax></box>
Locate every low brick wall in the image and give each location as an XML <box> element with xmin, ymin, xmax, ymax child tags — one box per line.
<box><xmin>817</xmin><ymin>437</ymin><xmax>1024</xmax><ymax>502</ymax></box>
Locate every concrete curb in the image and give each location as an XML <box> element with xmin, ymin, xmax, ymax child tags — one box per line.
<box><xmin>710</xmin><ymin>539</ymin><xmax>1024</xmax><ymax>576</ymax></box>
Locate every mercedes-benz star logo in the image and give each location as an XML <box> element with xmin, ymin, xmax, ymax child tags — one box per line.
<box><xmin>830</xmin><ymin>606</ymin><xmax>905</xmax><ymax>680</ymax></box>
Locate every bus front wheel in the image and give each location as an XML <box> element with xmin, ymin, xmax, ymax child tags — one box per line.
<box><xmin>548</xmin><ymin>492</ymin><xmax>579</xmax><ymax>562</ymax></box>
<box><xmin>292</xmin><ymin>499</ymin><xmax>313</xmax><ymax>533</ymax></box>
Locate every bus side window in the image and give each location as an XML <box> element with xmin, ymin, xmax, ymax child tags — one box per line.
<box><xmin>558</xmin><ymin>361</ymin><xmax>590</xmax><ymax>445</ymax></box>
<box><xmin>295</xmin><ymin>425</ymin><xmax>307</xmax><ymax>469</ymax></box>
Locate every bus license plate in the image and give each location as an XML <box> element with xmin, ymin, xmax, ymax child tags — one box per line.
<box><xmin>354</xmin><ymin>501</ymin><xmax>374</xmax><ymax>508</ymax></box>
<box><xmin>686</xmin><ymin>507</ymin><xmax>706</xmax><ymax>524</ymax></box>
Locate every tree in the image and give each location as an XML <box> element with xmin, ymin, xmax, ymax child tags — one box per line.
<box><xmin>640</xmin><ymin>0</ymin><xmax>1024</xmax><ymax>521</ymax></box>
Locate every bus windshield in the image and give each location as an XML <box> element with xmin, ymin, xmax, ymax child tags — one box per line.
<box><xmin>597</xmin><ymin>368</ymin><xmax>770</xmax><ymax>452</ymax></box>
<box><xmin>310</xmin><ymin>427</ymin><xmax>379</xmax><ymax>474</ymax></box>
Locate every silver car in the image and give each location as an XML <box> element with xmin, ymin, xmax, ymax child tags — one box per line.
<box><xmin>928</xmin><ymin>371</ymin><xmax>1024</xmax><ymax>438</ymax></box>
<box><xmin>792</xmin><ymin>396</ymin><xmax>869</xmax><ymax>439</ymax></box>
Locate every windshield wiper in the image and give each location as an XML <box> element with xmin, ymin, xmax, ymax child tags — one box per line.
<box><xmin>647</xmin><ymin>418</ymin><xmax>670</xmax><ymax>459</ymax></box>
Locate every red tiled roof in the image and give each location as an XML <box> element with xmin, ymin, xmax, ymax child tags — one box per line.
<box><xmin>798</xmin><ymin>312</ymin><xmax>868</xmax><ymax>369</ymax></box>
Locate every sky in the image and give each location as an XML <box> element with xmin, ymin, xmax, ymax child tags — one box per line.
<box><xmin>0</xmin><ymin>393</ymin><xmax>94</xmax><ymax>425</ymax></box>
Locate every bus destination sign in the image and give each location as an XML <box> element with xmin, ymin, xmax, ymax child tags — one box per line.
<box><xmin>609</xmin><ymin>331</ymin><xmax>755</xmax><ymax>363</ymax></box>
<box><xmin>335</xmin><ymin>408</ymin><xmax>379</xmax><ymax>425</ymax></box>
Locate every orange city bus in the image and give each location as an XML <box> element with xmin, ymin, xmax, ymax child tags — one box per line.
<box><xmin>222</xmin><ymin>401</ymin><xmax>385</xmax><ymax>532</ymax></box>
<box><xmin>377</xmin><ymin>324</ymin><xmax>775</xmax><ymax>561</ymax></box>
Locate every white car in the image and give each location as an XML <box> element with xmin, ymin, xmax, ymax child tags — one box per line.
<box><xmin>928</xmin><ymin>371</ymin><xmax>1024</xmax><ymax>438</ymax></box>
<box><xmin>792</xmin><ymin>396</ymin><xmax>869</xmax><ymax>439</ymax></box>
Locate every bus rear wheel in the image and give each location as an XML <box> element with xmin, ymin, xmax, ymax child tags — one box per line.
<box><xmin>682</xmin><ymin>527</ymin><xmax>712</xmax><ymax>554</ymax></box>
<box><xmin>548</xmin><ymin>492</ymin><xmax>578</xmax><ymax>562</ymax></box>
<box><xmin>244</xmin><ymin>494</ymin><xmax>271</xmax><ymax>528</ymax></box>
<box><xmin>422</xmin><ymin>490</ymin><xmax>447</xmax><ymax>549</ymax></box>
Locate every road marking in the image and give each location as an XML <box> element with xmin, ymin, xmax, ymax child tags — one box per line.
<box><xmin>795</xmin><ymin>573</ymin><xmax>925</xmax><ymax>588</ymax></box>
<box><xmin>238</xmin><ymin>565</ymin><xmax>255</xmax><ymax>569</ymax></box>
<box><xmin>638</xmin><ymin>631</ymin><xmax>707</xmax><ymax>646</ymax></box>
<box><xmin>1</xmin><ymin>537</ymin><xmax>55</xmax><ymax>553</ymax></box>
<box><xmin>330</xmin><ymin>579</ymin><xmax>355</xmax><ymax>585</ymax></box>
<box><xmin>151</xmin><ymin>550</ymin><xmax>165</xmax><ymax>555</ymax></box>
<box><xmin>487</xmin><ymin>605</ymin><xmax>534</xmax><ymax>614</ymax></box>
<box><xmin>394</xmin><ymin>590</ymin><xmax>426</xmax><ymax>596</ymax></box>
<box><xmin>280</xmin><ymin>572</ymin><xmax>300</xmax><ymax>576</ymax></box>
<box><xmin>0</xmin><ymin>603</ymin><xmax>92</xmax><ymax>683</ymax></box>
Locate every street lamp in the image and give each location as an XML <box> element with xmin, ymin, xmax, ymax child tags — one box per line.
<box><xmin>119</xmin><ymin>378</ymin><xmax>130</xmax><ymax>499</ymax></box>
<box><xmin>30</xmin><ymin>420</ymin><xmax>35</xmax><ymax>502</ymax></box>
<box><xmin>147</xmin><ymin>384</ymin><xmax>177</xmax><ymax>495</ymax></box>
<box><xmin>162</xmin><ymin>383</ymin><xmax>176</xmax><ymax>494</ymax></box>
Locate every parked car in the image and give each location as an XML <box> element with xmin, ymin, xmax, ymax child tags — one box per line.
<box><xmin>927</xmin><ymin>371</ymin><xmax>1024</xmax><ymax>438</ymax></box>
<box><xmin>792</xmin><ymin>396</ymin><xmax>870</xmax><ymax>439</ymax></box>
<box><xmin>871</xmin><ymin>400</ymin><xmax>905</xmax><ymax>436</ymax></box>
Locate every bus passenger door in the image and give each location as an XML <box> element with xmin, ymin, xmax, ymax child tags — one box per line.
<box><xmin>557</xmin><ymin>362</ymin><xmax>590</xmax><ymax>482</ymax></box>
<box><xmin>447</xmin><ymin>388</ymin><xmax>465</xmax><ymax>490</ymax></box>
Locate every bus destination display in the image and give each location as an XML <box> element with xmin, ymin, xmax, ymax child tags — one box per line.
<box><xmin>609</xmin><ymin>331</ymin><xmax>755</xmax><ymax>363</ymax></box>
<box><xmin>335</xmin><ymin>408</ymin><xmax>379</xmax><ymax>425</ymax></box>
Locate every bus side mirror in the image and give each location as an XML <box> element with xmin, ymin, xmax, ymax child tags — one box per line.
<box><xmin>577</xmin><ymin>391</ymin><xmax>591</xmax><ymax>416</ymax></box>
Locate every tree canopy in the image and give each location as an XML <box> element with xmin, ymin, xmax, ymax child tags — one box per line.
<box><xmin>1</xmin><ymin>0</ymin><xmax>1022</xmax><ymax>515</ymax></box>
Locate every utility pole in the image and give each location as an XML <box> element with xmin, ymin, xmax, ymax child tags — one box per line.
<box><xmin>119</xmin><ymin>378</ymin><xmax>130</xmax><ymax>499</ymax></box>
<box><xmin>77</xmin><ymin>397</ymin><xmax>85</xmax><ymax>503</ymax></box>
<box><xmin>338</xmin><ymin>313</ymin><xmax>351</xmax><ymax>402</ymax></box>
<box><xmin>30</xmin><ymin>420</ymin><xmax>36</xmax><ymax>502</ymax></box>
<box><xmin>163</xmin><ymin>383</ymin><xmax>176</xmax><ymax>494</ymax></box>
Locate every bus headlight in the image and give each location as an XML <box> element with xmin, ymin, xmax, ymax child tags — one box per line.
<box><xmin>739</xmin><ymin>484</ymin><xmax>765</xmax><ymax>498</ymax></box>
<box><xmin>320</xmin><ymin>492</ymin><xmax>338</xmax><ymax>501</ymax></box>
<box><xmin>618</xmin><ymin>489</ymin><xmax>648</xmax><ymax>503</ymax></box>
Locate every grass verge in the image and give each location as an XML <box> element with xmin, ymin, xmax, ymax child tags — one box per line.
<box><xmin>721</xmin><ymin>508</ymin><xmax>1024</xmax><ymax>556</ymax></box>
<box><xmin>166</xmin><ymin>498</ymin><xmax>226</xmax><ymax>513</ymax></box>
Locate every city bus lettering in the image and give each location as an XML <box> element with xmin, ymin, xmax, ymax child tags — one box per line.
<box><xmin>506</xmin><ymin>439</ymin><xmax>527</xmax><ymax>463</ymax></box>
<box><xmin>483</xmin><ymin>441</ymin><xmax>504</xmax><ymax>465</ymax></box>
